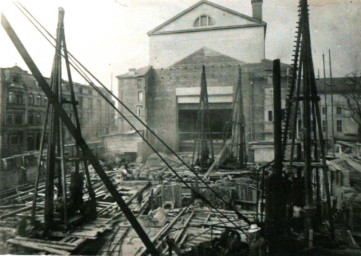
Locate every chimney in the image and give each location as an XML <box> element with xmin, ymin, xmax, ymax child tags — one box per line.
<box><xmin>251</xmin><ymin>0</ymin><xmax>263</xmax><ymax>21</ymax></box>
<box><xmin>128</xmin><ymin>68</ymin><xmax>136</xmax><ymax>76</ymax></box>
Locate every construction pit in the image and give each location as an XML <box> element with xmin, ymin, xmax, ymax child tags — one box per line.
<box><xmin>1</xmin><ymin>0</ymin><xmax>361</xmax><ymax>255</ymax></box>
<box><xmin>0</xmin><ymin>150</ymin><xmax>361</xmax><ymax>255</ymax></box>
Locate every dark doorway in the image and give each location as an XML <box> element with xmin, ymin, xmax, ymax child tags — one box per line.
<box><xmin>178</xmin><ymin>109</ymin><xmax>232</xmax><ymax>141</ymax></box>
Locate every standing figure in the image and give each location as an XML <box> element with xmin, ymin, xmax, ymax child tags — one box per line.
<box><xmin>248</xmin><ymin>224</ymin><xmax>267</xmax><ymax>256</ymax></box>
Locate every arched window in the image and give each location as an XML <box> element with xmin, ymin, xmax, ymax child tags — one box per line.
<box><xmin>36</xmin><ymin>94</ymin><xmax>41</xmax><ymax>106</ymax></box>
<box><xmin>136</xmin><ymin>105</ymin><xmax>143</xmax><ymax>117</ymax></box>
<box><xmin>8</xmin><ymin>91</ymin><xmax>15</xmax><ymax>103</ymax></box>
<box><xmin>28</xmin><ymin>94</ymin><xmax>34</xmax><ymax>106</ymax></box>
<box><xmin>194</xmin><ymin>15</ymin><xmax>215</xmax><ymax>27</ymax></box>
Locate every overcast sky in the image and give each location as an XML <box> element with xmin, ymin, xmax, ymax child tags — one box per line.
<box><xmin>0</xmin><ymin>0</ymin><xmax>360</xmax><ymax>89</ymax></box>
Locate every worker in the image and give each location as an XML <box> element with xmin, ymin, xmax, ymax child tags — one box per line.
<box><xmin>120</xmin><ymin>166</ymin><xmax>128</xmax><ymax>180</ymax></box>
<box><xmin>247</xmin><ymin>224</ymin><xmax>267</xmax><ymax>256</ymax></box>
<box><xmin>137</xmin><ymin>190</ymin><xmax>143</xmax><ymax>206</ymax></box>
<box><xmin>69</xmin><ymin>170</ymin><xmax>84</xmax><ymax>215</ymax></box>
<box><xmin>19</xmin><ymin>166</ymin><xmax>27</xmax><ymax>185</ymax></box>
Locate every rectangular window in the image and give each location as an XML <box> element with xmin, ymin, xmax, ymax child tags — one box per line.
<box><xmin>268</xmin><ymin>110</ymin><xmax>273</xmax><ymax>122</ymax></box>
<box><xmin>89</xmin><ymin>98</ymin><xmax>93</xmax><ymax>109</ymax></box>
<box><xmin>78</xmin><ymin>97</ymin><xmax>83</xmax><ymax>108</ymax></box>
<box><xmin>7</xmin><ymin>113</ymin><xmax>13</xmax><ymax>124</ymax></box>
<box><xmin>322</xmin><ymin>120</ymin><xmax>326</xmax><ymax>132</ymax></box>
<box><xmin>14</xmin><ymin>112</ymin><xmax>24</xmax><ymax>124</ymax></box>
<box><xmin>43</xmin><ymin>97</ymin><xmax>48</xmax><ymax>106</ymax></box>
<box><xmin>336</xmin><ymin>106</ymin><xmax>342</xmax><ymax>115</ymax></box>
<box><xmin>28</xmin><ymin>111</ymin><xmax>34</xmax><ymax>125</ymax></box>
<box><xmin>10</xmin><ymin>133</ymin><xmax>22</xmax><ymax>145</ymax></box>
<box><xmin>322</xmin><ymin>107</ymin><xmax>327</xmax><ymax>115</ymax></box>
<box><xmin>15</xmin><ymin>93</ymin><xmax>23</xmax><ymax>104</ymax></box>
<box><xmin>267</xmin><ymin>77</ymin><xmax>273</xmax><ymax>85</ymax></box>
<box><xmin>337</xmin><ymin>120</ymin><xmax>342</xmax><ymax>132</ymax></box>
<box><xmin>138</xmin><ymin>91</ymin><xmax>143</xmax><ymax>102</ymax></box>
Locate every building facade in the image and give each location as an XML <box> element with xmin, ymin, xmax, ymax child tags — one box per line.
<box><xmin>117</xmin><ymin>0</ymin><xmax>292</xmax><ymax>158</ymax></box>
<box><xmin>0</xmin><ymin>65</ymin><xmax>114</xmax><ymax>166</ymax></box>
<box><xmin>317</xmin><ymin>77</ymin><xmax>359</xmax><ymax>142</ymax></box>
<box><xmin>117</xmin><ymin>0</ymin><xmax>359</xmax><ymax>160</ymax></box>
<box><xmin>148</xmin><ymin>0</ymin><xmax>266</xmax><ymax>69</ymax></box>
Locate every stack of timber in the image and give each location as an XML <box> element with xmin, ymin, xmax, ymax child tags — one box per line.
<box><xmin>99</xmin><ymin>206</ymin><xmax>255</xmax><ymax>256</ymax></box>
<box><xmin>0</xmin><ymin>165</ymin><xmax>159</xmax><ymax>255</ymax></box>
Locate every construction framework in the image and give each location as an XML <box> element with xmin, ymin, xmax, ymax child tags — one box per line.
<box><xmin>192</xmin><ymin>65</ymin><xmax>215</xmax><ymax>172</ymax></box>
<box><xmin>1</xmin><ymin>11</ymin><xmax>160</xmax><ymax>256</ymax></box>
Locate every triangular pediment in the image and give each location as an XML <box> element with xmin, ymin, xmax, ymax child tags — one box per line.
<box><xmin>171</xmin><ymin>47</ymin><xmax>245</xmax><ymax>67</ymax></box>
<box><xmin>148</xmin><ymin>0</ymin><xmax>265</xmax><ymax>35</ymax></box>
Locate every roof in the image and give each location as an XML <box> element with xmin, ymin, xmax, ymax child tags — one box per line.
<box><xmin>171</xmin><ymin>47</ymin><xmax>244</xmax><ymax>67</ymax></box>
<box><xmin>117</xmin><ymin>66</ymin><xmax>152</xmax><ymax>79</ymax></box>
<box><xmin>148</xmin><ymin>0</ymin><xmax>266</xmax><ymax>36</ymax></box>
<box><xmin>316</xmin><ymin>77</ymin><xmax>360</xmax><ymax>93</ymax></box>
<box><xmin>247</xmin><ymin>59</ymin><xmax>291</xmax><ymax>71</ymax></box>
<box><xmin>5</xmin><ymin>65</ymin><xmax>28</xmax><ymax>73</ymax></box>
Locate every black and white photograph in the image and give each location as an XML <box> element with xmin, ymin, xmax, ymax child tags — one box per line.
<box><xmin>0</xmin><ymin>0</ymin><xmax>360</xmax><ymax>255</ymax></box>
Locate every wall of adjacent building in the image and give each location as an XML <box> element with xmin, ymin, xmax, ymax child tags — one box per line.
<box><xmin>0</xmin><ymin>66</ymin><xmax>114</xmax><ymax>164</ymax></box>
<box><xmin>118</xmin><ymin>72</ymin><xmax>150</xmax><ymax>133</ymax></box>
<box><xmin>319</xmin><ymin>93</ymin><xmax>359</xmax><ymax>140</ymax></box>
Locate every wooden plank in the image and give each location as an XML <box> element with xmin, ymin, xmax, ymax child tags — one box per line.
<box><xmin>14</xmin><ymin>236</ymin><xmax>77</xmax><ymax>249</ymax></box>
<box><xmin>7</xmin><ymin>238</ymin><xmax>70</xmax><ymax>255</ymax></box>
<box><xmin>175</xmin><ymin>211</ymin><xmax>194</xmax><ymax>243</ymax></box>
<box><xmin>0</xmin><ymin>206</ymin><xmax>32</xmax><ymax>219</ymax></box>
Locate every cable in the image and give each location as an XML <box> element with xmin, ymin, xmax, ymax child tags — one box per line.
<box><xmin>14</xmin><ymin>1</ymin><xmax>239</xmax><ymax>228</ymax></box>
<box><xmin>13</xmin><ymin>0</ymin><xmax>251</xmax><ymax>225</ymax></box>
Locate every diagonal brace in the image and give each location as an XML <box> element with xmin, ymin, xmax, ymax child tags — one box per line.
<box><xmin>1</xmin><ymin>13</ymin><xmax>159</xmax><ymax>256</ymax></box>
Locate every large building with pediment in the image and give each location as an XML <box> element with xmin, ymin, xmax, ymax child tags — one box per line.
<box><xmin>117</xmin><ymin>0</ymin><xmax>358</xmax><ymax>161</ymax></box>
<box><xmin>147</xmin><ymin>0</ymin><xmax>266</xmax><ymax>69</ymax></box>
<box><xmin>116</xmin><ymin>0</ymin><xmax>293</xmax><ymax>161</ymax></box>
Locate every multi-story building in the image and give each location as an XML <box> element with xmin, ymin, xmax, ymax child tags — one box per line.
<box><xmin>117</xmin><ymin>0</ymin><xmax>290</xmax><ymax>158</ymax></box>
<box><xmin>317</xmin><ymin>77</ymin><xmax>359</xmax><ymax>142</ymax></box>
<box><xmin>117</xmin><ymin>0</ymin><xmax>359</xmax><ymax>161</ymax></box>
<box><xmin>0</xmin><ymin>65</ymin><xmax>114</xmax><ymax>166</ymax></box>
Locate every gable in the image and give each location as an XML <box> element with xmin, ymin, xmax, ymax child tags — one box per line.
<box><xmin>148</xmin><ymin>0</ymin><xmax>265</xmax><ymax>35</ymax></box>
<box><xmin>171</xmin><ymin>47</ymin><xmax>245</xmax><ymax>67</ymax></box>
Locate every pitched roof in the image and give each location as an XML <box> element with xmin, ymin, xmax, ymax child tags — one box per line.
<box><xmin>148</xmin><ymin>0</ymin><xmax>266</xmax><ymax>35</ymax></box>
<box><xmin>117</xmin><ymin>66</ymin><xmax>152</xmax><ymax>79</ymax></box>
<box><xmin>171</xmin><ymin>47</ymin><xmax>244</xmax><ymax>67</ymax></box>
<box><xmin>315</xmin><ymin>77</ymin><xmax>359</xmax><ymax>93</ymax></box>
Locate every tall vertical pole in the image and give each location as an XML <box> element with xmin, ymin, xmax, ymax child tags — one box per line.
<box><xmin>300</xmin><ymin>0</ymin><xmax>314</xmax><ymax>246</ymax></box>
<box><xmin>322</xmin><ymin>54</ymin><xmax>329</xmax><ymax>148</ymax></box>
<box><xmin>44</xmin><ymin>9</ymin><xmax>65</xmax><ymax>235</ymax></box>
<box><xmin>329</xmin><ymin>50</ymin><xmax>335</xmax><ymax>156</ymax></box>
<box><xmin>273</xmin><ymin>60</ymin><xmax>283</xmax><ymax>175</ymax></box>
<box><xmin>265</xmin><ymin>60</ymin><xmax>287</xmax><ymax>251</ymax></box>
<box><xmin>1</xmin><ymin>13</ymin><xmax>160</xmax><ymax>255</ymax></box>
